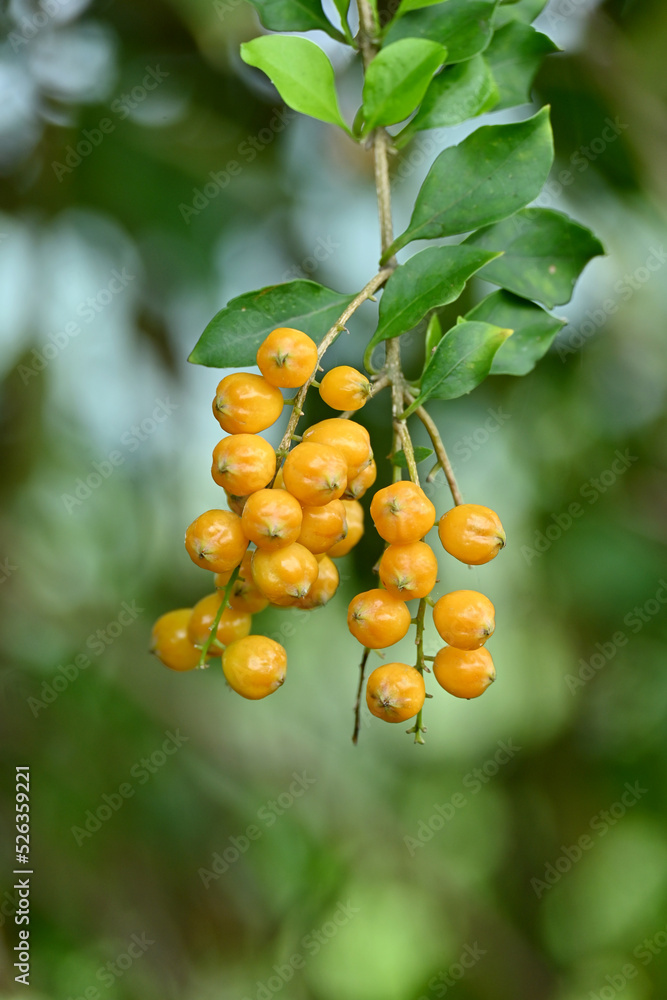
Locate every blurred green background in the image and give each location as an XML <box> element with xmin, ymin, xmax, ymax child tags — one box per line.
<box><xmin>1</xmin><ymin>0</ymin><xmax>667</xmax><ymax>997</ymax></box>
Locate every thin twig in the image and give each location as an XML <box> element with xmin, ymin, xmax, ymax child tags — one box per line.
<box><xmin>404</xmin><ymin>389</ymin><xmax>464</xmax><ymax>506</ymax></box>
<box><xmin>274</xmin><ymin>268</ymin><xmax>393</xmax><ymax>472</ymax></box>
<box><xmin>396</xmin><ymin>420</ymin><xmax>420</xmax><ymax>485</ymax></box>
<box><xmin>352</xmin><ymin>647</ymin><xmax>371</xmax><ymax>745</ymax></box>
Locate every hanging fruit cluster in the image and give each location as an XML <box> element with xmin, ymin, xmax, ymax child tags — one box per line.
<box><xmin>151</xmin><ymin>322</ymin><xmax>505</xmax><ymax>743</ymax></box>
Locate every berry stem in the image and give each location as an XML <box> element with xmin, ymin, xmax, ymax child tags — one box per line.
<box><xmin>407</xmin><ymin>596</ymin><xmax>428</xmax><ymax>744</ymax></box>
<box><xmin>404</xmin><ymin>389</ymin><xmax>464</xmax><ymax>506</ymax></box>
<box><xmin>352</xmin><ymin>647</ymin><xmax>371</xmax><ymax>745</ymax></box>
<box><xmin>197</xmin><ymin>564</ymin><xmax>242</xmax><ymax>667</ymax></box>
<box><xmin>273</xmin><ymin>267</ymin><xmax>393</xmax><ymax>476</ymax></box>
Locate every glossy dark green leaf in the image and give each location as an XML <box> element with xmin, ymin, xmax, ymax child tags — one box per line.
<box><xmin>386</xmin><ymin>0</ymin><xmax>500</xmax><ymax>64</ymax></box>
<box><xmin>190</xmin><ymin>281</ymin><xmax>355</xmax><ymax>368</ymax></box>
<box><xmin>464</xmin><ymin>207</ymin><xmax>604</xmax><ymax>308</ymax></box>
<box><xmin>396</xmin><ymin>54</ymin><xmax>498</xmax><ymax>147</ymax></box>
<box><xmin>240</xmin><ymin>36</ymin><xmax>349</xmax><ymax>131</ymax></box>
<box><xmin>364</xmin><ymin>245</ymin><xmax>500</xmax><ymax>368</ymax></box>
<box><xmin>361</xmin><ymin>39</ymin><xmax>447</xmax><ymax>131</ymax></box>
<box><xmin>485</xmin><ymin>20</ymin><xmax>558</xmax><ymax>109</ymax></box>
<box><xmin>465</xmin><ymin>289</ymin><xmax>565</xmax><ymax>375</ymax></box>
<box><xmin>393</xmin><ymin>445</ymin><xmax>434</xmax><ymax>467</ymax></box>
<box><xmin>386</xmin><ymin>108</ymin><xmax>553</xmax><ymax>258</ymax></box>
<box><xmin>493</xmin><ymin>0</ymin><xmax>548</xmax><ymax>28</ymax></box>
<box><xmin>245</xmin><ymin>0</ymin><xmax>341</xmax><ymax>36</ymax></box>
<box><xmin>404</xmin><ymin>320</ymin><xmax>512</xmax><ymax>413</ymax></box>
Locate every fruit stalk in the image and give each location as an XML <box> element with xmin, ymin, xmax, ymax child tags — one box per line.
<box><xmin>197</xmin><ymin>564</ymin><xmax>242</xmax><ymax>666</ymax></box>
<box><xmin>274</xmin><ymin>267</ymin><xmax>393</xmax><ymax>471</ymax></box>
<box><xmin>404</xmin><ymin>389</ymin><xmax>464</xmax><ymax>507</ymax></box>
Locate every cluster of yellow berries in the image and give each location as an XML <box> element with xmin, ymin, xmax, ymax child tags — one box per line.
<box><xmin>150</xmin><ymin>325</ymin><xmax>506</xmax><ymax>736</ymax></box>
<box><xmin>358</xmin><ymin>491</ymin><xmax>505</xmax><ymax>727</ymax></box>
<box><xmin>151</xmin><ymin>328</ymin><xmax>374</xmax><ymax>699</ymax></box>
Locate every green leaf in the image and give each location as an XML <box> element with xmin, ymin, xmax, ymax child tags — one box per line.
<box><xmin>190</xmin><ymin>281</ymin><xmax>355</xmax><ymax>368</ymax></box>
<box><xmin>386</xmin><ymin>0</ymin><xmax>500</xmax><ymax>64</ymax></box>
<box><xmin>393</xmin><ymin>445</ymin><xmax>434</xmax><ymax>467</ymax></box>
<box><xmin>361</xmin><ymin>39</ymin><xmax>447</xmax><ymax>132</ymax></box>
<box><xmin>396</xmin><ymin>0</ymin><xmax>451</xmax><ymax>14</ymax></box>
<box><xmin>240</xmin><ymin>36</ymin><xmax>349</xmax><ymax>131</ymax></box>
<box><xmin>485</xmin><ymin>21</ymin><xmax>558</xmax><ymax>109</ymax></box>
<box><xmin>493</xmin><ymin>0</ymin><xmax>548</xmax><ymax>28</ymax></box>
<box><xmin>464</xmin><ymin>207</ymin><xmax>605</xmax><ymax>308</ymax></box>
<box><xmin>245</xmin><ymin>0</ymin><xmax>341</xmax><ymax>37</ymax></box>
<box><xmin>331</xmin><ymin>0</ymin><xmax>352</xmax><ymax>36</ymax></box>
<box><xmin>386</xmin><ymin>107</ymin><xmax>553</xmax><ymax>259</ymax></box>
<box><xmin>396</xmin><ymin>54</ymin><xmax>498</xmax><ymax>147</ymax></box>
<box><xmin>465</xmin><ymin>289</ymin><xmax>565</xmax><ymax>375</ymax></box>
<box><xmin>364</xmin><ymin>245</ymin><xmax>501</xmax><ymax>368</ymax></box>
<box><xmin>404</xmin><ymin>320</ymin><xmax>512</xmax><ymax>413</ymax></box>
<box><xmin>424</xmin><ymin>312</ymin><xmax>443</xmax><ymax>360</ymax></box>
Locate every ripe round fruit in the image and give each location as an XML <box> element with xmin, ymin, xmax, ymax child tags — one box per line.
<box><xmin>328</xmin><ymin>499</ymin><xmax>364</xmax><ymax>558</ymax></box>
<box><xmin>215</xmin><ymin>551</ymin><xmax>268</xmax><ymax>613</ymax></box>
<box><xmin>370</xmin><ymin>481</ymin><xmax>436</xmax><ymax>544</ymax></box>
<box><xmin>222</xmin><ymin>635</ymin><xmax>286</xmax><ymax>700</ymax></box>
<box><xmin>282</xmin><ymin>442</ymin><xmax>347</xmax><ymax>506</ymax></box>
<box><xmin>433</xmin><ymin>646</ymin><xmax>495</xmax><ymax>699</ymax></box>
<box><xmin>294</xmin><ymin>556</ymin><xmax>339</xmax><ymax>609</ymax></box>
<box><xmin>302</xmin><ymin>418</ymin><xmax>372</xmax><ymax>475</ymax></box>
<box><xmin>345</xmin><ymin>459</ymin><xmax>377</xmax><ymax>500</ymax></box>
<box><xmin>213</xmin><ymin>373</ymin><xmax>283</xmax><ymax>435</ymax></box>
<box><xmin>241</xmin><ymin>489</ymin><xmax>303</xmax><ymax>550</ymax></box>
<box><xmin>347</xmin><ymin>589</ymin><xmax>411</xmax><ymax>649</ymax></box>
<box><xmin>432</xmin><ymin>590</ymin><xmax>495</xmax><ymax>650</ymax></box>
<box><xmin>185</xmin><ymin>510</ymin><xmax>247</xmax><ymax>573</ymax></box>
<box><xmin>211</xmin><ymin>434</ymin><xmax>276</xmax><ymax>495</ymax></box>
<box><xmin>256</xmin><ymin>328</ymin><xmax>319</xmax><ymax>389</ymax></box>
<box><xmin>438</xmin><ymin>504</ymin><xmax>505</xmax><ymax>565</ymax></box>
<box><xmin>319</xmin><ymin>366</ymin><xmax>370</xmax><ymax>411</ymax></box>
<box><xmin>187</xmin><ymin>593</ymin><xmax>252</xmax><ymax>648</ymax></box>
<box><xmin>252</xmin><ymin>542</ymin><xmax>319</xmax><ymax>605</ymax></box>
<box><xmin>150</xmin><ymin>609</ymin><xmax>200</xmax><ymax>671</ymax></box>
<box><xmin>366</xmin><ymin>663</ymin><xmax>425</xmax><ymax>723</ymax></box>
<box><xmin>297</xmin><ymin>499</ymin><xmax>347</xmax><ymax>554</ymax></box>
<box><xmin>378</xmin><ymin>542</ymin><xmax>438</xmax><ymax>602</ymax></box>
